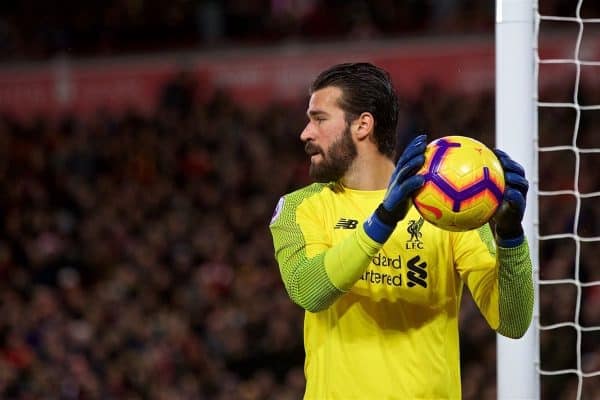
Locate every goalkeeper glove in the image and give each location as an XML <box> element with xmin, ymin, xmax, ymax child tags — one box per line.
<box><xmin>363</xmin><ymin>134</ymin><xmax>427</xmax><ymax>244</ymax></box>
<box><xmin>492</xmin><ymin>149</ymin><xmax>529</xmax><ymax>247</ymax></box>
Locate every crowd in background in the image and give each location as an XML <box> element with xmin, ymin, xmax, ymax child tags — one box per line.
<box><xmin>0</xmin><ymin>0</ymin><xmax>598</xmax><ymax>399</ymax></box>
<box><xmin>0</xmin><ymin>0</ymin><xmax>492</xmax><ymax>60</ymax></box>
<box><xmin>0</xmin><ymin>71</ymin><xmax>597</xmax><ymax>398</ymax></box>
<box><xmin>1</xmin><ymin>0</ymin><xmax>600</xmax><ymax>60</ymax></box>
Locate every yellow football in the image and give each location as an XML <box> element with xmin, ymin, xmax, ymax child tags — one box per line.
<box><xmin>412</xmin><ymin>135</ymin><xmax>505</xmax><ymax>231</ymax></box>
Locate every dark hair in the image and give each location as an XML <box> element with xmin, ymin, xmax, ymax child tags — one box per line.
<box><xmin>309</xmin><ymin>62</ymin><xmax>399</xmax><ymax>159</ymax></box>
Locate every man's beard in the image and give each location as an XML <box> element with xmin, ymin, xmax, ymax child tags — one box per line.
<box><xmin>306</xmin><ymin>125</ymin><xmax>357</xmax><ymax>183</ymax></box>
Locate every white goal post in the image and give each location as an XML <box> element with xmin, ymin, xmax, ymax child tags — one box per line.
<box><xmin>496</xmin><ymin>0</ymin><xmax>540</xmax><ymax>399</ymax></box>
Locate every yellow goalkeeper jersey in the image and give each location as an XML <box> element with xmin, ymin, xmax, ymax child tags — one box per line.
<box><xmin>270</xmin><ymin>182</ymin><xmax>533</xmax><ymax>400</ymax></box>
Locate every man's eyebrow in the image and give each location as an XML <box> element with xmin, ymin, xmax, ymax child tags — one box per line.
<box><xmin>307</xmin><ymin>110</ymin><xmax>329</xmax><ymax>118</ymax></box>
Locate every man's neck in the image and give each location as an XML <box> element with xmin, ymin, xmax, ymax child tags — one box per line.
<box><xmin>340</xmin><ymin>154</ymin><xmax>395</xmax><ymax>191</ymax></box>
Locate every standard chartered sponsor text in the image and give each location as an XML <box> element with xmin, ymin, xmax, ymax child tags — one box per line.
<box><xmin>360</xmin><ymin>252</ymin><xmax>403</xmax><ymax>286</ymax></box>
<box><xmin>359</xmin><ymin>270</ymin><xmax>402</xmax><ymax>286</ymax></box>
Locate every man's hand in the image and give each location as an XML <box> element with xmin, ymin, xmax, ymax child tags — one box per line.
<box><xmin>363</xmin><ymin>134</ymin><xmax>427</xmax><ymax>244</ymax></box>
<box><xmin>492</xmin><ymin>149</ymin><xmax>529</xmax><ymax>247</ymax></box>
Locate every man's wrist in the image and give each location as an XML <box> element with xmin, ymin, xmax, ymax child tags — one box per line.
<box><xmin>373</xmin><ymin>203</ymin><xmax>399</xmax><ymax>227</ymax></box>
<box><xmin>363</xmin><ymin>207</ymin><xmax>397</xmax><ymax>244</ymax></box>
<box><xmin>496</xmin><ymin>234</ymin><xmax>525</xmax><ymax>248</ymax></box>
<box><xmin>495</xmin><ymin>224</ymin><xmax>525</xmax><ymax>248</ymax></box>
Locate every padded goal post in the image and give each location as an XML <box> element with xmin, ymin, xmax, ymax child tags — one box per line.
<box><xmin>497</xmin><ymin>1</ymin><xmax>600</xmax><ymax>399</ymax></box>
<box><xmin>495</xmin><ymin>0</ymin><xmax>539</xmax><ymax>399</ymax></box>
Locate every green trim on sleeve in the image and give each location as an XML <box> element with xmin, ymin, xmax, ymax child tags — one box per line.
<box><xmin>270</xmin><ymin>184</ymin><xmax>384</xmax><ymax>312</ymax></box>
<box><xmin>496</xmin><ymin>239</ymin><xmax>535</xmax><ymax>338</ymax></box>
<box><xmin>286</xmin><ymin>252</ymin><xmax>345</xmax><ymax>313</ymax></box>
<box><xmin>476</xmin><ymin>223</ymin><xmax>497</xmax><ymax>257</ymax></box>
<box><xmin>270</xmin><ymin>185</ymin><xmax>348</xmax><ymax>312</ymax></box>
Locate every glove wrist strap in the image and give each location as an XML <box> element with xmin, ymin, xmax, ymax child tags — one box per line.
<box><xmin>374</xmin><ymin>203</ymin><xmax>400</xmax><ymax>227</ymax></box>
<box><xmin>495</xmin><ymin>225</ymin><xmax>525</xmax><ymax>248</ymax></box>
<box><xmin>363</xmin><ymin>205</ymin><xmax>399</xmax><ymax>244</ymax></box>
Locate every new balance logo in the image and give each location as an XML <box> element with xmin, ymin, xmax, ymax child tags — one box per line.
<box><xmin>334</xmin><ymin>218</ymin><xmax>359</xmax><ymax>229</ymax></box>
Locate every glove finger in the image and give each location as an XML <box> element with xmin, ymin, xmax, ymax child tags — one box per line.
<box><xmin>384</xmin><ymin>174</ymin><xmax>425</xmax><ymax>207</ymax></box>
<box><xmin>493</xmin><ymin>148</ymin><xmax>508</xmax><ymax>158</ymax></box>
<box><xmin>389</xmin><ymin>149</ymin><xmax>425</xmax><ymax>186</ymax></box>
<box><xmin>401</xmin><ymin>174</ymin><xmax>425</xmax><ymax>195</ymax></box>
<box><xmin>389</xmin><ymin>155</ymin><xmax>405</xmax><ymax>184</ymax></box>
<box><xmin>395</xmin><ymin>154</ymin><xmax>425</xmax><ymax>183</ymax></box>
<box><xmin>397</xmin><ymin>134</ymin><xmax>428</xmax><ymax>165</ymax></box>
<box><xmin>505</xmin><ymin>171</ymin><xmax>529</xmax><ymax>197</ymax></box>
<box><xmin>503</xmin><ymin>187</ymin><xmax>526</xmax><ymax>218</ymax></box>
<box><xmin>494</xmin><ymin>149</ymin><xmax>525</xmax><ymax>177</ymax></box>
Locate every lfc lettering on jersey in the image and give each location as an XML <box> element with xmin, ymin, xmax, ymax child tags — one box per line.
<box><xmin>405</xmin><ymin>240</ymin><xmax>424</xmax><ymax>250</ymax></box>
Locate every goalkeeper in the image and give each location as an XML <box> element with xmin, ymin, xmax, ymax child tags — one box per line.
<box><xmin>269</xmin><ymin>62</ymin><xmax>534</xmax><ymax>399</ymax></box>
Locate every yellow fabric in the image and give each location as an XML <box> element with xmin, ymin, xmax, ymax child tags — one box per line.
<box><xmin>270</xmin><ymin>183</ymin><xmax>530</xmax><ymax>399</ymax></box>
<box><xmin>324</xmin><ymin>225</ymin><xmax>382</xmax><ymax>291</ymax></box>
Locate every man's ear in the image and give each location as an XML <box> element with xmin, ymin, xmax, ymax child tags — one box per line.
<box><xmin>353</xmin><ymin>112</ymin><xmax>374</xmax><ymax>141</ymax></box>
